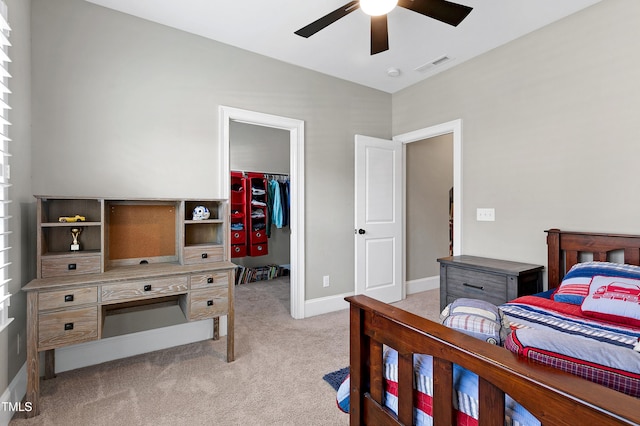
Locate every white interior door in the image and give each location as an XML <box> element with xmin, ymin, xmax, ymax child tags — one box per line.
<box><xmin>355</xmin><ymin>134</ymin><xmax>403</xmax><ymax>303</ymax></box>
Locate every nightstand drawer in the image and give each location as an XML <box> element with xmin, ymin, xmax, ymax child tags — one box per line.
<box><xmin>101</xmin><ymin>276</ymin><xmax>188</xmax><ymax>303</ymax></box>
<box><xmin>190</xmin><ymin>288</ymin><xmax>228</xmax><ymax>320</ymax></box>
<box><xmin>38</xmin><ymin>306</ymin><xmax>98</xmax><ymax>349</ymax></box>
<box><xmin>38</xmin><ymin>287</ymin><xmax>98</xmax><ymax>311</ymax></box>
<box><xmin>446</xmin><ymin>267</ymin><xmax>506</xmax><ymax>298</ymax></box>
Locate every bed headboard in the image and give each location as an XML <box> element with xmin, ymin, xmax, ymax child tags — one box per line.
<box><xmin>546</xmin><ymin>228</ymin><xmax>640</xmax><ymax>289</ymax></box>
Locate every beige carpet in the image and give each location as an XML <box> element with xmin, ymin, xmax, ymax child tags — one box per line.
<box><xmin>11</xmin><ymin>278</ymin><xmax>440</xmax><ymax>425</ymax></box>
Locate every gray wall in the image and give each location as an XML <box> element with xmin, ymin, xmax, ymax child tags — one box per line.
<box><xmin>30</xmin><ymin>0</ymin><xmax>391</xmax><ymax>305</ymax></box>
<box><xmin>230</xmin><ymin>121</ymin><xmax>290</xmax><ymax>174</ymax></box>
<box><xmin>7</xmin><ymin>0</ymin><xmax>638</xmax><ymax>398</ymax></box>
<box><xmin>393</xmin><ymin>0</ymin><xmax>640</xmax><ymax>285</ymax></box>
<box><xmin>230</xmin><ymin>121</ymin><xmax>290</xmax><ymax>269</ymax></box>
<box><xmin>406</xmin><ymin>135</ymin><xmax>453</xmax><ymax>281</ymax></box>
<box><xmin>3</xmin><ymin>0</ymin><xmax>33</xmax><ymax>395</ymax></box>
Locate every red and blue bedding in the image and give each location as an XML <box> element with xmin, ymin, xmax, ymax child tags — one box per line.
<box><xmin>337</xmin><ymin>291</ymin><xmax>640</xmax><ymax>425</ymax></box>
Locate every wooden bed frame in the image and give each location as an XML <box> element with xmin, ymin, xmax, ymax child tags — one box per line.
<box><xmin>346</xmin><ymin>229</ymin><xmax>640</xmax><ymax>425</ymax></box>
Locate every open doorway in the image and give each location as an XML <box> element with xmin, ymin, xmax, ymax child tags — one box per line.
<box><xmin>405</xmin><ymin>134</ymin><xmax>453</xmax><ymax>291</ymax></box>
<box><xmin>219</xmin><ymin>106</ymin><xmax>306</xmax><ymax>319</ymax></box>
<box><xmin>229</xmin><ymin>121</ymin><xmax>291</xmax><ymax>291</ymax></box>
<box><xmin>395</xmin><ymin>119</ymin><xmax>463</xmax><ymax>294</ymax></box>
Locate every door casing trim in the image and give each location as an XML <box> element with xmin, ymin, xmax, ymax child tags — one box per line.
<box><xmin>219</xmin><ymin>106</ymin><xmax>306</xmax><ymax>319</ymax></box>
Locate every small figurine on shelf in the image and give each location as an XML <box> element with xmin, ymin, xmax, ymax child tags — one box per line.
<box><xmin>70</xmin><ymin>227</ymin><xmax>81</xmax><ymax>251</ymax></box>
<box><xmin>58</xmin><ymin>215</ymin><xmax>86</xmax><ymax>223</ymax></box>
<box><xmin>192</xmin><ymin>205</ymin><xmax>210</xmax><ymax>220</ymax></box>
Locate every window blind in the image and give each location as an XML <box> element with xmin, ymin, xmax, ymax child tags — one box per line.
<box><xmin>0</xmin><ymin>0</ymin><xmax>12</xmax><ymax>333</ymax></box>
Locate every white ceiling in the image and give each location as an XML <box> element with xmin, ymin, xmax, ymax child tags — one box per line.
<box><xmin>85</xmin><ymin>0</ymin><xmax>601</xmax><ymax>93</ymax></box>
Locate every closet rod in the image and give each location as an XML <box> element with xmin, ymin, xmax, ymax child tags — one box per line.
<box><xmin>233</xmin><ymin>170</ymin><xmax>289</xmax><ymax>177</ymax></box>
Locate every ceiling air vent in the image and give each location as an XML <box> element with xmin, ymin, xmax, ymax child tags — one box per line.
<box><xmin>414</xmin><ymin>55</ymin><xmax>452</xmax><ymax>73</ymax></box>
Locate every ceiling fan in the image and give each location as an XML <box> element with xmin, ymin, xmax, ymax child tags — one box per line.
<box><xmin>294</xmin><ymin>0</ymin><xmax>473</xmax><ymax>55</ymax></box>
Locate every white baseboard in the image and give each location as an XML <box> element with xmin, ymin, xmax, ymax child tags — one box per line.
<box><xmin>303</xmin><ymin>276</ymin><xmax>440</xmax><ymax>318</ymax></box>
<box><xmin>304</xmin><ymin>291</ymin><xmax>353</xmax><ymax>317</ymax></box>
<box><xmin>406</xmin><ymin>275</ymin><xmax>440</xmax><ymax>295</ymax></box>
<box><xmin>1</xmin><ymin>363</ymin><xmax>28</xmax><ymax>425</ymax></box>
<box><xmin>54</xmin><ymin>317</ymin><xmax>225</xmax><ymax>373</ymax></box>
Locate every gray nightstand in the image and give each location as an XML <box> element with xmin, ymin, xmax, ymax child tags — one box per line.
<box><xmin>437</xmin><ymin>255</ymin><xmax>544</xmax><ymax>311</ymax></box>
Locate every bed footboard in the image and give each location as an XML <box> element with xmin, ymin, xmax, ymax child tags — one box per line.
<box><xmin>346</xmin><ymin>294</ymin><xmax>640</xmax><ymax>426</ymax></box>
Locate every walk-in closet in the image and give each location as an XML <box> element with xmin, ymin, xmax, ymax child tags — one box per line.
<box><xmin>229</xmin><ymin>120</ymin><xmax>291</xmax><ymax>308</ymax></box>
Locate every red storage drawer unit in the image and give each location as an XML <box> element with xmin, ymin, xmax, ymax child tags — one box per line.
<box><xmin>231</xmin><ymin>244</ymin><xmax>247</xmax><ymax>258</ymax></box>
<box><xmin>246</xmin><ymin>172</ymin><xmax>269</xmax><ymax>257</ymax></box>
<box><xmin>230</xmin><ymin>230</ymin><xmax>246</xmax><ymax>245</ymax></box>
<box><xmin>230</xmin><ymin>171</ymin><xmax>248</xmax><ymax>257</ymax></box>
<box><xmin>248</xmin><ymin>243</ymin><xmax>268</xmax><ymax>257</ymax></box>
<box><xmin>249</xmin><ymin>229</ymin><xmax>267</xmax><ymax>244</ymax></box>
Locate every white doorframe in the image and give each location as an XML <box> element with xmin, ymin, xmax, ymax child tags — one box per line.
<box><xmin>219</xmin><ymin>106</ymin><xmax>306</xmax><ymax>319</ymax></box>
<box><xmin>394</xmin><ymin>119</ymin><xmax>463</xmax><ymax>267</ymax></box>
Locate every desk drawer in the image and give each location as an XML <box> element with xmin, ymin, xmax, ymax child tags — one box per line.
<box><xmin>446</xmin><ymin>267</ymin><xmax>507</xmax><ymax>303</ymax></box>
<box><xmin>39</xmin><ymin>287</ymin><xmax>98</xmax><ymax>311</ymax></box>
<box><xmin>101</xmin><ymin>276</ymin><xmax>188</xmax><ymax>303</ymax></box>
<box><xmin>190</xmin><ymin>288</ymin><xmax>228</xmax><ymax>320</ymax></box>
<box><xmin>41</xmin><ymin>254</ymin><xmax>101</xmax><ymax>278</ymax></box>
<box><xmin>183</xmin><ymin>245</ymin><xmax>224</xmax><ymax>265</ymax></box>
<box><xmin>190</xmin><ymin>272</ymin><xmax>229</xmax><ymax>290</ymax></box>
<box><xmin>38</xmin><ymin>306</ymin><xmax>98</xmax><ymax>349</ymax></box>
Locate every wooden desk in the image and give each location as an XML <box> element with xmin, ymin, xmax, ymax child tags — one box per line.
<box><xmin>22</xmin><ymin>261</ymin><xmax>236</xmax><ymax>418</ymax></box>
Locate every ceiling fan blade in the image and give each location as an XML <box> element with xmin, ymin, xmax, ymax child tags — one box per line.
<box><xmin>370</xmin><ymin>15</ymin><xmax>389</xmax><ymax>55</ymax></box>
<box><xmin>294</xmin><ymin>1</ymin><xmax>360</xmax><ymax>38</ymax></box>
<box><xmin>398</xmin><ymin>0</ymin><xmax>472</xmax><ymax>27</ymax></box>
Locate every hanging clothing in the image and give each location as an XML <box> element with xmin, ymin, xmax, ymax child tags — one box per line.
<box><xmin>269</xmin><ymin>179</ymin><xmax>283</xmax><ymax>229</ymax></box>
<box><xmin>279</xmin><ymin>180</ymin><xmax>289</xmax><ymax>227</ymax></box>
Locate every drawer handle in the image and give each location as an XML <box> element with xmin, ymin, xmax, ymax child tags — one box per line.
<box><xmin>207</xmin><ymin>300</ymin><xmax>214</xmax><ymax>306</ymax></box>
<box><xmin>207</xmin><ymin>277</ymin><xmax>214</xmax><ymax>284</ymax></box>
<box><xmin>143</xmin><ymin>284</ymin><xmax>152</xmax><ymax>291</ymax></box>
<box><xmin>463</xmin><ymin>282</ymin><xmax>484</xmax><ymax>291</ymax></box>
<box><xmin>234</xmin><ymin>247</ymin><xmax>241</xmax><ymax>253</ymax></box>
<box><xmin>64</xmin><ymin>294</ymin><xmax>74</xmax><ymax>302</ymax></box>
<box><xmin>201</xmin><ymin>253</ymin><xmax>208</xmax><ymax>259</ymax></box>
<box><xmin>256</xmin><ymin>232</ymin><xmax>262</xmax><ymax>237</ymax></box>
<box><xmin>68</xmin><ymin>263</ymin><xmax>77</xmax><ymax>270</ymax></box>
<box><xmin>64</xmin><ymin>323</ymin><xmax>74</xmax><ymax>331</ymax></box>
<box><xmin>234</xmin><ymin>232</ymin><xmax>240</xmax><ymax>238</ymax></box>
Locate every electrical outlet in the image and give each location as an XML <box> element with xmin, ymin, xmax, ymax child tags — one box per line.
<box><xmin>323</xmin><ymin>275</ymin><xmax>330</xmax><ymax>287</ymax></box>
<box><xmin>476</xmin><ymin>208</ymin><xmax>495</xmax><ymax>222</ymax></box>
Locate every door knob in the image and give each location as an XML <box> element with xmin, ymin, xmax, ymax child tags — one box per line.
<box><xmin>358</xmin><ymin>229</ymin><xmax>366</xmax><ymax>235</ymax></box>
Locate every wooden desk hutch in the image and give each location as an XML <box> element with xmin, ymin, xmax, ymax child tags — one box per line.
<box><xmin>22</xmin><ymin>196</ymin><xmax>237</xmax><ymax>417</ymax></box>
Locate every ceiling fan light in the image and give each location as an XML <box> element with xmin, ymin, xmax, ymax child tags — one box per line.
<box><xmin>360</xmin><ymin>0</ymin><xmax>398</xmax><ymax>16</ymax></box>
